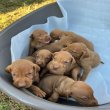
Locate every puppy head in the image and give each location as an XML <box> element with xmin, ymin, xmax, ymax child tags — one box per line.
<box><xmin>70</xmin><ymin>81</ymin><xmax>98</xmax><ymax>106</ymax></box>
<box><xmin>33</xmin><ymin>49</ymin><xmax>52</xmax><ymax>67</ymax></box>
<box><xmin>5</xmin><ymin>59</ymin><xmax>40</xmax><ymax>88</ymax></box>
<box><xmin>62</xmin><ymin>43</ymin><xmax>89</xmax><ymax>59</ymax></box>
<box><xmin>30</xmin><ymin>29</ymin><xmax>51</xmax><ymax>48</ymax></box>
<box><xmin>47</xmin><ymin>51</ymin><xmax>76</xmax><ymax>75</ymax></box>
<box><xmin>50</xmin><ymin>29</ymin><xmax>64</xmax><ymax>39</ymax></box>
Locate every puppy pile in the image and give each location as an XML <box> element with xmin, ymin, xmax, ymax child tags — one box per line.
<box><xmin>6</xmin><ymin>29</ymin><xmax>103</xmax><ymax>106</ymax></box>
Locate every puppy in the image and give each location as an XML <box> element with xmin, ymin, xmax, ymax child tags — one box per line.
<box><xmin>33</xmin><ymin>49</ymin><xmax>52</xmax><ymax>68</ymax></box>
<box><xmin>50</xmin><ymin>29</ymin><xmax>94</xmax><ymax>51</ymax></box>
<box><xmin>5</xmin><ymin>59</ymin><xmax>46</xmax><ymax>98</ymax></box>
<box><xmin>47</xmin><ymin>51</ymin><xmax>81</xmax><ymax>80</ymax></box>
<box><xmin>33</xmin><ymin>49</ymin><xmax>53</xmax><ymax>77</ymax></box>
<box><xmin>39</xmin><ymin>75</ymin><xmax>98</xmax><ymax>106</ymax></box>
<box><xmin>62</xmin><ymin>43</ymin><xmax>101</xmax><ymax>81</ymax></box>
<box><xmin>29</xmin><ymin>29</ymin><xmax>51</xmax><ymax>55</ymax></box>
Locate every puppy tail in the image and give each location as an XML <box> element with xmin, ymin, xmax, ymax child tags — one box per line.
<box><xmin>100</xmin><ymin>61</ymin><xmax>104</xmax><ymax>64</ymax></box>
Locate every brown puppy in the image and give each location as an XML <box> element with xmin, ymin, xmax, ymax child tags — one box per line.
<box><xmin>62</xmin><ymin>43</ymin><xmax>101</xmax><ymax>81</ymax></box>
<box><xmin>39</xmin><ymin>75</ymin><xmax>98</xmax><ymax>106</ymax></box>
<box><xmin>33</xmin><ymin>49</ymin><xmax>52</xmax><ymax>68</ymax></box>
<box><xmin>29</xmin><ymin>29</ymin><xmax>51</xmax><ymax>55</ymax></box>
<box><xmin>33</xmin><ymin>49</ymin><xmax>53</xmax><ymax>78</ymax></box>
<box><xmin>47</xmin><ymin>51</ymin><xmax>81</xmax><ymax>80</ymax></box>
<box><xmin>50</xmin><ymin>29</ymin><xmax>94</xmax><ymax>51</ymax></box>
<box><xmin>5</xmin><ymin>59</ymin><xmax>46</xmax><ymax>98</ymax></box>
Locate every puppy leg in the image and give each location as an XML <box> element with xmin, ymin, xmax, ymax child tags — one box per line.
<box><xmin>80</xmin><ymin>66</ymin><xmax>91</xmax><ymax>81</ymax></box>
<box><xmin>71</xmin><ymin>66</ymin><xmax>81</xmax><ymax>81</ymax></box>
<box><xmin>48</xmin><ymin>91</ymin><xmax>59</xmax><ymax>102</ymax></box>
<box><xmin>29</xmin><ymin>85</ymin><xmax>46</xmax><ymax>98</ymax></box>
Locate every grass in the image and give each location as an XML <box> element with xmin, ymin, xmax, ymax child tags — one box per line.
<box><xmin>0</xmin><ymin>92</ymin><xmax>34</xmax><ymax>110</ymax></box>
<box><xmin>0</xmin><ymin>0</ymin><xmax>55</xmax><ymax>109</ymax></box>
<box><xmin>0</xmin><ymin>0</ymin><xmax>55</xmax><ymax>31</ymax></box>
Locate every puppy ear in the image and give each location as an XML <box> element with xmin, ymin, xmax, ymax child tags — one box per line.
<box><xmin>61</xmin><ymin>48</ymin><xmax>66</xmax><ymax>51</ymax></box>
<box><xmin>80</xmin><ymin>49</ymin><xmax>89</xmax><ymax>59</ymax></box>
<box><xmin>5</xmin><ymin>65</ymin><xmax>12</xmax><ymax>73</ymax></box>
<box><xmin>30</xmin><ymin>34</ymin><xmax>34</xmax><ymax>39</ymax></box>
<box><xmin>32</xmin><ymin>51</ymin><xmax>38</xmax><ymax>57</ymax></box>
<box><xmin>33</xmin><ymin>64</ymin><xmax>40</xmax><ymax>83</ymax></box>
<box><xmin>52</xmin><ymin>52</ymin><xmax>59</xmax><ymax>56</ymax></box>
<box><xmin>33</xmin><ymin>64</ymin><xmax>40</xmax><ymax>72</ymax></box>
<box><xmin>71</xmin><ymin>57</ymin><xmax>76</xmax><ymax>64</ymax></box>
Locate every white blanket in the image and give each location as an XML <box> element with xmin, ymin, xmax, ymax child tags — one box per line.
<box><xmin>11</xmin><ymin>0</ymin><xmax>110</xmax><ymax>105</ymax></box>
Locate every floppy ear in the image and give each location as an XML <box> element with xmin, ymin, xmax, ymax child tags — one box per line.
<box><xmin>33</xmin><ymin>64</ymin><xmax>40</xmax><ymax>72</ymax></box>
<box><xmin>33</xmin><ymin>64</ymin><xmax>40</xmax><ymax>83</ymax></box>
<box><xmin>61</xmin><ymin>48</ymin><xmax>66</xmax><ymax>51</ymax></box>
<box><xmin>32</xmin><ymin>51</ymin><xmax>38</xmax><ymax>57</ymax></box>
<box><xmin>5</xmin><ymin>65</ymin><xmax>12</xmax><ymax>73</ymax></box>
<box><xmin>30</xmin><ymin>34</ymin><xmax>34</xmax><ymax>39</ymax></box>
<box><xmin>80</xmin><ymin>49</ymin><xmax>89</xmax><ymax>60</ymax></box>
<box><xmin>52</xmin><ymin>52</ymin><xmax>59</xmax><ymax>57</ymax></box>
<box><xmin>71</xmin><ymin>56</ymin><xmax>76</xmax><ymax>64</ymax></box>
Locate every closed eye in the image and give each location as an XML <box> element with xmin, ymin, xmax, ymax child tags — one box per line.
<box><xmin>81</xmin><ymin>96</ymin><xmax>88</xmax><ymax>101</ymax></box>
<box><xmin>46</xmin><ymin>57</ymin><xmax>50</xmax><ymax>60</ymax></box>
<box><xmin>64</xmin><ymin>61</ymin><xmax>69</xmax><ymax>64</ymax></box>
<box><xmin>26</xmin><ymin>73</ymin><xmax>32</xmax><ymax>77</ymax></box>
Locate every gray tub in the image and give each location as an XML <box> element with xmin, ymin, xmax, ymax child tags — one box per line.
<box><xmin>0</xmin><ymin>2</ymin><xmax>110</xmax><ymax>110</ymax></box>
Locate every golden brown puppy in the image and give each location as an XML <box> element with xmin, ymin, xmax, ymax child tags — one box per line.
<box><xmin>32</xmin><ymin>49</ymin><xmax>53</xmax><ymax>78</ymax></box>
<box><xmin>47</xmin><ymin>51</ymin><xmax>81</xmax><ymax>80</ymax></box>
<box><xmin>33</xmin><ymin>49</ymin><xmax>52</xmax><ymax>68</ymax></box>
<box><xmin>50</xmin><ymin>29</ymin><xmax>94</xmax><ymax>51</ymax></box>
<box><xmin>29</xmin><ymin>29</ymin><xmax>51</xmax><ymax>55</ymax></box>
<box><xmin>39</xmin><ymin>75</ymin><xmax>98</xmax><ymax>106</ymax></box>
<box><xmin>62</xmin><ymin>43</ymin><xmax>101</xmax><ymax>81</ymax></box>
<box><xmin>5</xmin><ymin>59</ymin><xmax>46</xmax><ymax>98</ymax></box>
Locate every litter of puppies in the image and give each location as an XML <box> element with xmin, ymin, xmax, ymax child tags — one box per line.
<box><xmin>6</xmin><ymin>29</ymin><xmax>104</xmax><ymax>106</ymax></box>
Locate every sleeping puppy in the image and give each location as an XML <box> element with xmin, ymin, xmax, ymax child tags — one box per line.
<box><xmin>5</xmin><ymin>59</ymin><xmax>46</xmax><ymax>98</ymax></box>
<box><xmin>33</xmin><ymin>49</ymin><xmax>52</xmax><ymax>68</ymax></box>
<box><xmin>29</xmin><ymin>29</ymin><xmax>51</xmax><ymax>55</ymax></box>
<box><xmin>62</xmin><ymin>43</ymin><xmax>101</xmax><ymax>81</ymax></box>
<box><xmin>33</xmin><ymin>49</ymin><xmax>53</xmax><ymax>77</ymax></box>
<box><xmin>50</xmin><ymin>29</ymin><xmax>94</xmax><ymax>51</ymax></box>
<box><xmin>47</xmin><ymin>51</ymin><xmax>81</xmax><ymax>80</ymax></box>
<box><xmin>39</xmin><ymin>75</ymin><xmax>98</xmax><ymax>106</ymax></box>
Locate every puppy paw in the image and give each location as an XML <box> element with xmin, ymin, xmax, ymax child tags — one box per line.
<box><xmin>32</xmin><ymin>86</ymin><xmax>46</xmax><ymax>98</ymax></box>
<box><xmin>35</xmin><ymin>89</ymin><xmax>46</xmax><ymax>98</ymax></box>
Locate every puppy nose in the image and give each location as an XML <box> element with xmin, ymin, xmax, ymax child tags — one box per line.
<box><xmin>93</xmin><ymin>100</ymin><xmax>98</xmax><ymax>106</ymax></box>
<box><xmin>18</xmin><ymin>82</ymin><xmax>26</xmax><ymax>88</ymax></box>
<box><xmin>90</xmin><ymin>99</ymin><xmax>98</xmax><ymax>106</ymax></box>
<box><xmin>53</xmin><ymin>65</ymin><xmax>59</xmax><ymax>69</ymax></box>
<box><xmin>45</xmin><ymin>37</ymin><xmax>51</xmax><ymax>43</ymax></box>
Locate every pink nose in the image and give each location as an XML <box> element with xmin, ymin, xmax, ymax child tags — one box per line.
<box><xmin>18</xmin><ymin>82</ymin><xmax>26</xmax><ymax>88</ymax></box>
<box><xmin>53</xmin><ymin>65</ymin><xmax>59</xmax><ymax>69</ymax></box>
